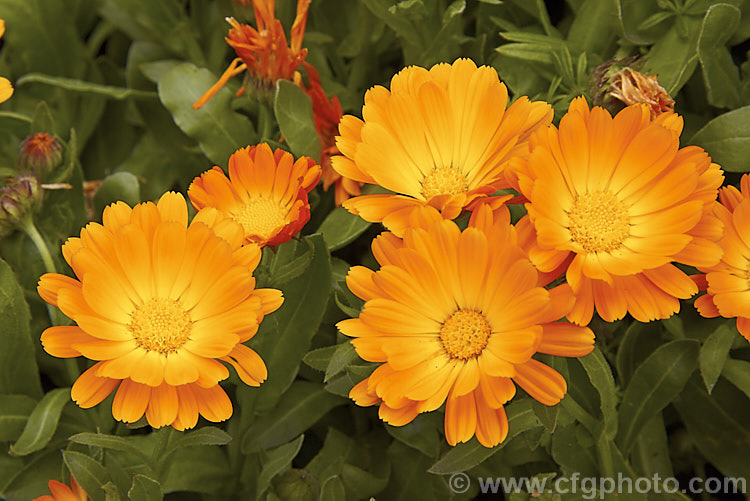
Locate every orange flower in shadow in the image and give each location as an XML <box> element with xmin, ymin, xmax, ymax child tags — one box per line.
<box><xmin>693</xmin><ymin>174</ymin><xmax>750</xmax><ymax>342</ymax></box>
<box><xmin>188</xmin><ymin>143</ymin><xmax>321</xmax><ymax>247</ymax></box>
<box><xmin>300</xmin><ymin>63</ymin><xmax>363</xmax><ymax>206</ymax></box>
<box><xmin>193</xmin><ymin>0</ymin><xmax>310</xmax><ymax>109</ymax></box>
<box><xmin>34</xmin><ymin>475</ymin><xmax>87</xmax><ymax>501</ymax></box>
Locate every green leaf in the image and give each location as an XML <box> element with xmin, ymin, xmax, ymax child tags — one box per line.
<box><xmin>696</xmin><ymin>4</ymin><xmax>742</xmax><ymax>108</ymax></box>
<box><xmin>128</xmin><ymin>475</ymin><xmax>162</xmax><ymax>501</ymax></box>
<box><xmin>565</xmin><ymin>0</ymin><xmax>616</xmax><ymax>56</ymax></box>
<box><xmin>304</xmin><ymin>428</ymin><xmax>352</xmax><ymax>485</ymax></box>
<box><xmin>385</xmin><ymin>413</ymin><xmax>442</xmax><ymax>458</ymax></box>
<box><xmin>246</xmin><ymin>234</ymin><xmax>332</xmax><ymax>413</ymax></box>
<box><xmin>616</xmin><ymin>340</ymin><xmax>699</xmax><ymax>453</ymax></box>
<box><xmin>274</xmin><ymin>80</ymin><xmax>321</xmax><ymax>161</ymax></box>
<box><xmin>243</xmin><ymin>381</ymin><xmax>345</xmax><ymax>452</ymax></box>
<box><xmin>63</xmin><ymin>450</ymin><xmax>111</xmax><ymax>501</ymax></box>
<box><xmin>325</xmin><ymin>342</ymin><xmax>359</xmax><ymax>382</ymax></box>
<box><xmin>674</xmin><ymin>377</ymin><xmax>750</xmax><ymax>479</ymax></box>
<box><xmin>320</xmin><ymin>476</ymin><xmax>346</xmax><ymax>501</ymax></box>
<box><xmin>256</xmin><ymin>435</ymin><xmax>305</xmax><ymax>498</ymax></box>
<box><xmin>68</xmin><ymin>432</ymin><xmax>151</xmax><ymax>463</ymax></box>
<box><xmin>0</xmin><ymin>257</ymin><xmax>42</xmax><ymax>398</ymax></box>
<box><xmin>29</xmin><ymin>101</ymin><xmax>57</xmax><ymax>136</ymax></box>
<box><xmin>156</xmin><ymin>62</ymin><xmax>257</xmax><ymax>166</ymax></box>
<box><xmin>0</xmin><ymin>395</ymin><xmax>36</xmax><ymax>442</ymax></box>
<box><xmin>699</xmin><ymin>323</ymin><xmax>736</xmax><ymax>394</ymax></box>
<box><xmin>722</xmin><ymin>358</ymin><xmax>750</xmax><ymax>399</ymax></box>
<box><xmin>0</xmin><ymin>111</ymin><xmax>33</xmax><ymax>136</ymax></box>
<box><xmin>428</xmin><ymin>399</ymin><xmax>541</xmax><ymax>474</ymax></box>
<box><xmin>631</xmin><ymin>413</ymin><xmax>674</xmax><ymax>478</ymax></box>
<box><xmin>615</xmin><ymin>321</ymin><xmax>662</xmax><ymax>385</ymax></box>
<box><xmin>690</xmin><ymin>105</ymin><xmax>750</xmax><ymax>172</ymax></box>
<box><xmin>10</xmin><ymin>388</ymin><xmax>69</xmax><ymax>456</ymax></box>
<box><xmin>381</xmin><ymin>441</ymin><xmax>452</xmax><ymax>500</ymax></box>
<box><xmin>259</xmin><ymin>238</ymin><xmax>314</xmax><ymax>287</ymax></box>
<box><xmin>93</xmin><ymin>172</ymin><xmax>141</xmax><ymax>215</ymax></box>
<box><xmin>316</xmin><ymin>208</ymin><xmax>372</xmax><ymax>252</ymax></box>
<box><xmin>168</xmin><ymin>427</ymin><xmax>232</xmax><ymax>451</ymax></box>
<box><xmin>160</xmin><ymin>445</ymin><xmax>231</xmax><ymax>494</ymax></box>
<box><xmin>303</xmin><ymin>345</ymin><xmax>337</xmax><ymax>372</ymax></box>
<box><xmin>531</xmin><ymin>399</ymin><xmax>558</xmax><ymax>433</ymax></box>
<box><xmin>642</xmin><ymin>18</ymin><xmax>701</xmax><ymax>96</ymax></box>
<box><xmin>17</xmin><ymin>74</ymin><xmax>158</xmax><ymax>100</ymax></box>
<box><xmin>578</xmin><ymin>347</ymin><xmax>618</xmax><ymax>440</ymax></box>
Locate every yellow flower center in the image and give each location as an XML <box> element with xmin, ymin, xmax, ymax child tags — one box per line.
<box><xmin>439</xmin><ymin>310</ymin><xmax>492</xmax><ymax>360</ymax></box>
<box><xmin>421</xmin><ymin>166</ymin><xmax>468</xmax><ymax>200</ymax></box>
<box><xmin>568</xmin><ymin>191</ymin><xmax>630</xmax><ymax>253</ymax></box>
<box><xmin>128</xmin><ymin>298</ymin><xmax>192</xmax><ymax>355</ymax></box>
<box><xmin>231</xmin><ymin>196</ymin><xmax>287</xmax><ymax>239</ymax></box>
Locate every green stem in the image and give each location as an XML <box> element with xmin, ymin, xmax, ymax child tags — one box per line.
<box><xmin>20</xmin><ymin>217</ymin><xmax>79</xmax><ymax>383</ymax></box>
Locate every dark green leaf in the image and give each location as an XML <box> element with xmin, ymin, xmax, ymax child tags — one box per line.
<box><xmin>0</xmin><ymin>395</ymin><xmax>36</xmax><ymax>442</ymax></box>
<box><xmin>631</xmin><ymin>413</ymin><xmax>674</xmax><ymax>478</ymax></box>
<box><xmin>696</xmin><ymin>4</ymin><xmax>742</xmax><ymax>108</ymax></box>
<box><xmin>243</xmin><ymin>381</ymin><xmax>345</xmax><ymax>452</ymax></box>
<box><xmin>68</xmin><ymin>432</ymin><xmax>151</xmax><ymax>463</ymax></box>
<box><xmin>247</xmin><ymin>234</ymin><xmax>332</xmax><ymax>413</ymax></box>
<box><xmin>93</xmin><ymin>172</ymin><xmax>141</xmax><ymax>215</ymax></box>
<box><xmin>316</xmin><ymin>208</ymin><xmax>372</xmax><ymax>252</ymax></box>
<box><xmin>320</xmin><ymin>476</ymin><xmax>346</xmax><ymax>501</ymax></box>
<box><xmin>381</xmin><ymin>441</ymin><xmax>451</xmax><ymax>500</ymax></box>
<box><xmin>428</xmin><ymin>399</ymin><xmax>541</xmax><ymax>474</ymax></box>
<box><xmin>10</xmin><ymin>388</ymin><xmax>69</xmax><ymax>456</ymax></box>
<box><xmin>17</xmin><ymin>74</ymin><xmax>157</xmax><ymax>100</ymax></box>
<box><xmin>63</xmin><ymin>450</ymin><xmax>111</xmax><ymax>501</ymax></box>
<box><xmin>699</xmin><ymin>323</ymin><xmax>736</xmax><ymax>394</ymax></box>
<box><xmin>722</xmin><ymin>358</ymin><xmax>750</xmax><ymax>399</ymax></box>
<box><xmin>256</xmin><ymin>435</ymin><xmax>305</xmax><ymax>498</ymax></box>
<box><xmin>690</xmin><ymin>105</ymin><xmax>750</xmax><ymax>172</ymax></box>
<box><xmin>566</xmin><ymin>0</ymin><xmax>616</xmax><ymax>56</ymax></box>
<box><xmin>325</xmin><ymin>342</ymin><xmax>359</xmax><ymax>383</ymax></box>
<box><xmin>0</xmin><ymin>112</ymin><xmax>33</xmax><ymax>136</ymax></box>
<box><xmin>304</xmin><ymin>428</ymin><xmax>352</xmax><ymax>485</ymax></box>
<box><xmin>302</xmin><ymin>345</ymin><xmax>337</xmax><ymax>372</ymax></box>
<box><xmin>128</xmin><ymin>475</ymin><xmax>162</xmax><ymax>501</ymax></box>
<box><xmin>0</xmin><ymin>257</ymin><xmax>42</xmax><ymax>398</ymax></box>
<box><xmin>579</xmin><ymin>347</ymin><xmax>618</xmax><ymax>440</ymax></box>
<box><xmin>674</xmin><ymin>377</ymin><xmax>750</xmax><ymax>479</ymax></box>
<box><xmin>168</xmin><ymin>426</ymin><xmax>232</xmax><ymax>451</ymax></box>
<box><xmin>616</xmin><ymin>340</ymin><xmax>699</xmax><ymax>452</ymax></box>
<box><xmin>385</xmin><ymin>413</ymin><xmax>442</xmax><ymax>458</ymax></box>
<box><xmin>160</xmin><ymin>445</ymin><xmax>231</xmax><ymax>494</ymax></box>
<box><xmin>156</xmin><ymin>62</ymin><xmax>257</xmax><ymax>166</ymax></box>
<box><xmin>642</xmin><ymin>18</ymin><xmax>701</xmax><ymax>95</ymax></box>
<box><xmin>531</xmin><ymin>399</ymin><xmax>559</xmax><ymax>433</ymax></box>
<box><xmin>29</xmin><ymin>101</ymin><xmax>57</xmax><ymax>136</ymax></box>
<box><xmin>274</xmin><ymin>80</ymin><xmax>321</xmax><ymax>161</ymax></box>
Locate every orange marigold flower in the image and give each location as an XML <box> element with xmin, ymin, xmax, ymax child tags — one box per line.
<box><xmin>608</xmin><ymin>67</ymin><xmax>674</xmax><ymax>119</ymax></box>
<box><xmin>693</xmin><ymin>174</ymin><xmax>750</xmax><ymax>342</ymax></box>
<box><xmin>37</xmin><ymin>192</ymin><xmax>283</xmax><ymax>430</ymax></box>
<box><xmin>332</xmin><ymin>58</ymin><xmax>553</xmax><ymax>236</ymax></box>
<box><xmin>513</xmin><ymin>97</ymin><xmax>724</xmax><ymax>325</ymax></box>
<box><xmin>192</xmin><ymin>0</ymin><xmax>310</xmax><ymax>109</ymax></box>
<box><xmin>34</xmin><ymin>475</ymin><xmax>87</xmax><ymax>501</ymax></box>
<box><xmin>188</xmin><ymin>143</ymin><xmax>321</xmax><ymax>247</ymax></box>
<box><xmin>300</xmin><ymin>63</ymin><xmax>362</xmax><ymax>206</ymax></box>
<box><xmin>0</xmin><ymin>20</ymin><xmax>12</xmax><ymax>104</ymax></box>
<box><xmin>338</xmin><ymin>204</ymin><xmax>594</xmax><ymax>447</ymax></box>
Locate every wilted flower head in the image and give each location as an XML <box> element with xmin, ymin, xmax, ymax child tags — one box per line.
<box><xmin>19</xmin><ymin>132</ymin><xmax>63</xmax><ymax>177</ymax></box>
<box><xmin>607</xmin><ymin>67</ymin><xmax>674</xmax><ymax>119</ymax></box>
<box><xmin>192</xmin><ymin>0</ymin><xmax>310</xmax><ymax>109</ymax></box>
<box><xmin>300</xmin><ymin>63</ymin><xmax>362</xmax><ymax>206</ymax></box>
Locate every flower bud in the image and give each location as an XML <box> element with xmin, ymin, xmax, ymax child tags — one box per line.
<box><xmin>591</xmin><ymin>60</ymin><xmax>675</xmax><ymax>119</ymax></box>
<box><xmin>18</xmin><ymin>132</ymin><xmax>63</xmax><ymax>178</ymax></box>
<box><xmin>0</xmin><ymin>176</ymin><xmax>41</xmax><ymax>236</ymax></box>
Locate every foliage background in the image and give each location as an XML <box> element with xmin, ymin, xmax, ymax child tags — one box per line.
<box><xmin>1</xmin><ymin>0</ymin><xmax>750</xmax><ymax>499</ymax></box>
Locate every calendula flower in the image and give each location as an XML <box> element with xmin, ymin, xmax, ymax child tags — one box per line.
<box><xmin>34</xmin><ymin>475</ymin><xmax>87</xmax><ymax>501</ymax></box>
<box><xmin>0</xmin><ymin>20</ymin><xmax>12</xmax><ymax>104</ymax></box>
<box><xmin>693</xmin><ymin>175</ymin><xmax>750</xmax><ymax>341</ymax></box>
<box><xmin>332</xmin><ymin>58</ymin><xmax>553</xmax><ymax>236</ymax></box>
<box><xmin>301</xmin><ymin>63</ymin><xmax>362</xmax><ymax>206</ymax></box>
<box><xmin>192</xmin><ymin>0</ymin><xmax>310</xmax><ymax>109</ymax></box>
<box><xmin>188</xmin><ymin>143</ymin><xmax>321</xmax><ymax>247</ymax></box>
<box><xmin>339</xmin><ymin>205</ymin><xmax>594</xmax><ymax>447</ymax></box>
<box><xmin>608</xmin><ymin>67</ymin><xmax>674</xmax><ymax>119</ymax></box>
<box><xmin>513</xmin><ymin>97</ymin><xmax>724</xmax><ymax>325</ymax></box>
<box><xmin>38</xmin><ymin>192</ymin><xmax>283</xmax><ymax>430</ymax></box>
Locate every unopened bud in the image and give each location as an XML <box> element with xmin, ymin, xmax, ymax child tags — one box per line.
<box><xmin>0</xmin><ymin>176</ymin><xmax>41</xmax><ymax>236</ymax></box>
<box><xmin>18</xmin><ymin>132</ymin><xmax>63</xmax><ymax>178</ymax></box>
